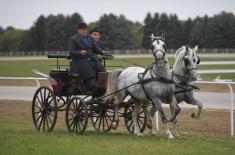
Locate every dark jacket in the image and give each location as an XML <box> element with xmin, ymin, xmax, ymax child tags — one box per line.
<box><xmin>69</xmin><ymin>34</ymin><xmax>103</xmax><ymax>80</ymax></box>
<box><xmin>96</xmin><ymin>41</ymin><xmax>106</xmax><ymax>51</ymax></box>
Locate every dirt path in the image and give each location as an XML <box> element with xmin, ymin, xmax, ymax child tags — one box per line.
<box><xmin>0</xmin><ymin>100</ymin><xmax>233</xmax><ymax>136</ymax></box>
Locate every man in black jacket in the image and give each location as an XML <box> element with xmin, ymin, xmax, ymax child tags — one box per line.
<box><xmin>69</xmin><ymin>23</ymin><xmax>106</xmax><ymax>94</ymax></box>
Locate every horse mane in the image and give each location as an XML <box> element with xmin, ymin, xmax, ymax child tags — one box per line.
<box><xmin>175</xmin><ymin>46</ymin><xmax>186</xmax><ymax>64</ymax></box>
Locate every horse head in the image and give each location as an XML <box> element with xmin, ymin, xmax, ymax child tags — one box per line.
<box><xmin>151</xmin><ymin>33</ymin><xmax>167</xmax><ymax>61</ymax></box>
<box><xmin>175</xmin><ymin>45</ymin><xmax>200</xmax><ymax>82</ymax></box>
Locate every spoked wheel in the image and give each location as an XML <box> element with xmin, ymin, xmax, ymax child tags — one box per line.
<box><xmin>65</xmin><ymin>97</ymin><xmax>88</xmax><ymax>134</ymax></box>
<box><xmin>32</xmin><ymin>86</ymin><xmax>57</xmax><ymax>132</ymax></box>
<box><xmin>124</xmin><ymin>101</ymin><xmax>147</xmax><ymax>134</ymax></box>
<box><xmin>90</xmin><ymin>102</ymin><xmax>115</xmax><ymax>132</ymax></box>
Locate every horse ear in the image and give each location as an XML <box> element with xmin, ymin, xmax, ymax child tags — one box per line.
<box><xmin>185</xmin><ymin>45</ymin><xmax>189</xmax><ymax>54</ymax></box>
<box><xmin>193</xmin><ymin>45</ymin><xmax>198</xmax><ymax>52</ymax></box>
<box><xmin>151</xmin><ymin>33</ymin><xmax>154</xmax><ymax>41</ymax></box>
<box><xmin>161</xmin><ymin>33</ymin><xmax>165</xmax><ymax>40</ymax></box>
<box><xmin>186</xmin><ymin>45</ymin><xmax>189</xmax><ymax>51</ymax></box>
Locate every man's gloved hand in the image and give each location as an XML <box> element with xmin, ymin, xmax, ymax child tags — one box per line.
<box><xmin>96</xmin><ymin>54</ymin><xmax>103</xmax><ymax>61</ymax></box>
<box><xmin>80</xmin><ymin>50</ymin><xmax>87</xmax><ymax>55</ymax></box>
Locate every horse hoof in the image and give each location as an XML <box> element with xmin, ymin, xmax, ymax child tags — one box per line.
<box><xmin>147</xmin><ymin>122</ymin><xmax>152</xmax><ymax>129</ymax></box>
<box><xmin>191</xmin><ymin>113</ymin><xmax>199</xmax><ymax>119</ymax></box>
<box><xmin>150</xmin><ymin>131</ymin><xmax>157</xmax><ymax>136</ymax></box>
<box><xmin>175</xmin><ymin>134</ymin><xmax>181</xmax><ymax>138</ymax></box>
<box><xmin>172</xmin><ymin>131</ymin><xmax>181</xmax><ymax>138</ymax></box>
<box><xmin>191</xmin><ymin>112</ymin><xmax>195</xmax><ymax>118</ymax></box>
<box><xmin>168</xmin><ymin>135</ymin><xmax>175</xmax><ymax>140</ymax></box>
<box><xmin>112</xmin><ymin>122</ymin><xmax>118</xmax><ymax>129</ymax></box>
<box><xmin>137</xmin><ymin>133</ymin><xmax>144</xmax><ymax>137</ymax></box>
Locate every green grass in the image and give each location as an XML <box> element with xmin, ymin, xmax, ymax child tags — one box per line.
<box><xmin>0</xmin><ymin>117</ymin><xmax>235</xmax><ymax>155</ymax></box>
<box><xmin>0</xmin><ymin>57</ymin><xmax>235</xmax><ymax>80</ymax></box>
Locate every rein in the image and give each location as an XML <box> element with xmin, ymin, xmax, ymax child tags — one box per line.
<box><xmin>172</xmin><ymin>71</ymin><xmax>199</xmax><ymax>95</ymax></box>
<box><xmin>99</xmin><ymin>64</ymin><xmax>174</xmax><ymax>100</ymax></box>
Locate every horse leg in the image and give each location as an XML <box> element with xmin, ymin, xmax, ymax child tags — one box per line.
<box><xmin>112</xmin><ymin>95</ymin><xmax>125</xmax><ymax>128</ymax></box>
<box><xmin>151</xmin><ymin>99</ymin><xmax>174</xmax><ymax>139</ymax></box>
<box><xmin>184</xmin><ymin>94</ymin><xmax>203</xmax><ymax>119</ymax></box>
<box><xmin>169</xmin><ymin>104</ymin><xmax>180</xmax><ymax>138</ymax></box>
<box><xmin>132</xmin><ymin>102</ymin><xmax>143</xmax><ymax>137</ymax></box>
<box><xmin>190</xmin><ymin>98</ymin><xmax>203</xmax><ymax>119</ymax></box>
<box><xmin>143</xmin><ymin>105</ymin><xmax>157</xmax><ymax>135</ymax></box>
<box><xmin>168</xmin><ymin>96</ymin><xmax>181</xmax><ymax>122</ymax></box>
<box><xmin>149</xmin><ymin>105</ymin><xmax>158</xmax><ymax>135</ymax></box>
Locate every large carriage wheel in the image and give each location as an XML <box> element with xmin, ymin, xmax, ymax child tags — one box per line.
<box><xmin>90</xmin><ymin>102</ymin><xmax>115</xmax><ymax>132</ymax></box>
<box><xmin>32</xmin><ymin>86</ymin><xmax>57</xmax><ymax>132</ymax></box>
<box><xmin>65</xmin><ymin>97</ymin><xmax>88</xmax><ymax>134</ymax></box>
<box><xmin>124</xmin><ymin>100</ymin><xmax>147</xmax><ymax>134</ymax></box>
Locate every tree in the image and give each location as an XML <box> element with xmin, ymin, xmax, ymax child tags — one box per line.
<box><xmin>28</xmin><ymin>15</ymin><xmax>47</xmax><ymax>51</ymax></box>
<box><xmin>204</xmin><ymin>12</ymin><xmax>235</xmax><ymax>48</ymax></box>
<box><xmin>130</xmin><ymin>22</ymin><xmax>143</xmax><ymax>49</ymax></box>
<box><xmin>142</xmin><ymin>13</ymin><xmax>153</xmax><ymax>49</ymax></box>
<box><xmin>96</xmin><ymin>14</ymin><xmax>136</xmax><ymax>50</ymax></box>
<box><xmin>189</xmin><ymin>16</ymin><xmax>208</xmax><ymax>47</ymax></box>
<box><xmin>46</xmin><ymin>14</ymin><xmax>67</xmax><ymax>50</ymax></box>
<box><xmin>0</xmin><ymin>29</ymin><xmax>25</xmax><ymax>51</ymax></box>
<box><xmin>182</xmin><ymin>18</ymin><xmax>194</xmax><ymax>44</ymax></box>
<box><xmin>0</xmin><ymin>27</ymin><xmax>4</xmax><ymax>36</ymax></box>
<box><xmin>166</xmin><ymin>14</ymin><xmax>183</xmax><ymax>48</ymax></box>
<box><xmin>142</xmin><ymin>13</ymin><xmax>183</xmax><ymax>49</ymax></box>
<box><xmin>65</xmin><ymin>13</ymin><xmax>83</xmax><ymax>40</ymax></box>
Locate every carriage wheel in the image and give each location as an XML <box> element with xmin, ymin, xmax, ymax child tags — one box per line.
<box><xmin>32</xmin><ymin>86</ymin><xmax>57</xmax><ymax>132</ymax></box>
<box><xmin>65</xmin><ymin>97</ymin><xmax>88</xmax><ymax>134</ymax></box>
<box><xmin>90</xmin><ymin>103</ymin><xmax>115</xmax><ymax>132</ymax></box>
<box><xmin>124</xmin><ymin>102</ymin><xmax>147</xmax><ymax>134</ymax></box>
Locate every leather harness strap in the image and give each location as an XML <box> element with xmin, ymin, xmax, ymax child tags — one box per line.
<box><xmin>136</xmin><ymin>66</ymin><xmax>174</xmax><ymax>104</ymax></box>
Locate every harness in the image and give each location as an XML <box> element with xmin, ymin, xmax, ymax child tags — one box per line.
<box><xmin>137</xmin><ymin>65</ymin><xmax>174</xmax><ymax>103</ymax></box>
<box><xmin>172</xmin><ymin>71</ymin><xmax>200</xmax><ymax>95</ymax></box>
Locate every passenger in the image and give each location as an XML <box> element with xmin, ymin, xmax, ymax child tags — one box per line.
<box><xmin>90</xmin><ymin>28</ymin><xmax>106</xmax><ymax>51</ymax></box>
<box><xmin>90</xmin><ymin>28</ymin><xmax>107</xmax><ymax>73</ymax></box>
<box><xmin>68</xmin><ymin>23</ymin><xmax>106</xmax><ymax>95</ymax></box>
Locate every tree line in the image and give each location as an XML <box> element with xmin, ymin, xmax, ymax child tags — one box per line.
<box><xmin>0</xmin><ymin>11</ymin><xmax>235</xmax><ymax>52</ymax></box>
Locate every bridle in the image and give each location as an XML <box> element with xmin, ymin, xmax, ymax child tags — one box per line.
<box><xmin>151</xmin><ymin>38</ymin><xmax>167</xmax><ymax>61</ymax></box>
<box><xmin>182</xmin><ymin>46</ymin><xmax>200</xmax><ymax>72</ymax></box>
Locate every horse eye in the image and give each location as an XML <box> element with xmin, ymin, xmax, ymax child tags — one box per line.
<box><xmin>184</xmin><ymin>58</ymin><xmax>190</xmax><ymax>66</ymax></box>
<box><xmin>151</xmin><ymin>45</ymin><xmax>154</xmax><ymax>50</ymax></box>
<box><xmin>193</xmin><ymin>58</ymin><xmax>196</xmax><ymax>63</ymax></box>
<box><xmin>163</xmin><ymin>44</ymin><xmax>166</xmax><ymax>50</ymax></box>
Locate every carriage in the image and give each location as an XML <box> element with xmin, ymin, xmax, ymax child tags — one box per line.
<box><xmin>32</xmin><ymin>52</ymin><xmax>147</xmax><ymax>134</ymax></box>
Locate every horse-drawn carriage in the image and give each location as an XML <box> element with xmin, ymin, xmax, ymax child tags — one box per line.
<box><xmin>32</xmin><ymin>34</ymin><xmax>202</xmax><ymax>139</ymax></box>
<box><xmin>32</xmin><ymin>51</ymin><xmax>147</xmax><ymax>134</ymax></box>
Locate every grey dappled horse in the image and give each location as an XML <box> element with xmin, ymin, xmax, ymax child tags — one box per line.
<box><xmin>105</xmin><ymin>34</ymin><xmax>181</xmax><ymax>138</ymax></box>
<box><xmin>147</xmin><ymin>45</ymin><xmax>203</xmax><ymax>138</ymax></box>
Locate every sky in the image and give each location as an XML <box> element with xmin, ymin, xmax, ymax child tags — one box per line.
<box><xmin>0</xmin><ymin>0</ymin><xmax>235</xmax><ymax>29</ymax></box>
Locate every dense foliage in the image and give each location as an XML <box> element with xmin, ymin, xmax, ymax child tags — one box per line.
<box><xmin>0</xmin><ymin>11</ymin><xmax>235</xmax><ymax>51</ymax></box>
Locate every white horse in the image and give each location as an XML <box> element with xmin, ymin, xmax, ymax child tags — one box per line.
<box><xmin>105</xmin><ymin>34</ymin><xmax>181</xmax><ymax>138</ymax></box>
<box><xmin>147</xmin><ymin>45</ymin><xmax>202</xmax><ymax>138</ymax></box>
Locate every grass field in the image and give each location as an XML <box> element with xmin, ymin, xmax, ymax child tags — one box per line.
<box><xmin>0</xmin><ymin>100</ymin><xmax>235</xmax><ymax>155</ymax></box>
<box><xmin>0</xmin><ymin>56</ymin><xmax>235</xmax><ymax>155</ymax></box>
<box><xmin>1</xmin><ymin>113</ymin><xmax>235</xmax><ymax>155</ymax></box>
<box><xmin>0</xmin><ymin>57</ymin><xmax>235</xmax><ymax>80</ymax></box>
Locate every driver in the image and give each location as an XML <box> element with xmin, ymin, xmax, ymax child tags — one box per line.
<box><xmin>69</xmin><ymin>23</ymin><xmax>106</xmax><ymax>95</ymax></box>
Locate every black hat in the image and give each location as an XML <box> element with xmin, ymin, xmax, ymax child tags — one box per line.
<box><xmin>78</xmin><ymin>23</ymin><xmax>88</xmax><ymax>29</ymax></box>
<box><xmin>90</xmin><ymin>28</ymin><xmax>101</xmax><ymax>34</ymax></box>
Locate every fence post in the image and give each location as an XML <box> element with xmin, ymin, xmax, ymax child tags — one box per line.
<box><xmin>227</xmin><ymin>84</ymin><xmax>234</xmax><ymax>137</ymax></box>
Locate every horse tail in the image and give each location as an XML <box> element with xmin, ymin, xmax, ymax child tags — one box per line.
<box><xmin>104</xmin><ymin>69</ymin><xmax>123</xmax><ymax>102</ymax></box>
